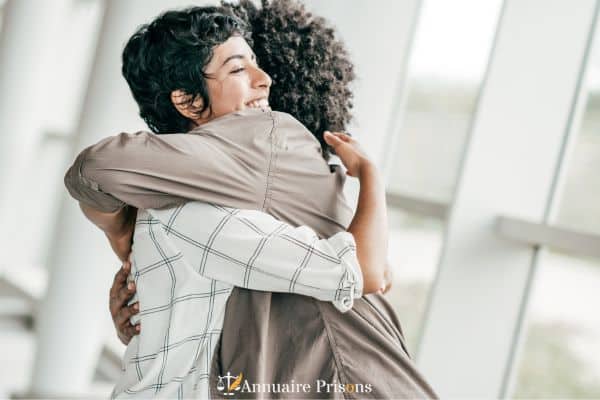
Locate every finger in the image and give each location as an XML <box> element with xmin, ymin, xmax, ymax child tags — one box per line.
<box><xmin>111</xmin><ymin>281</ymin><xmax>136</xmax><ymax>316</ymax></box>
<box><xmin>332</xmin><ymin>132</ymin><xmax>352</xmax><ymax>142</ymax></box>
<box><xmin>382</xmin><ymin>279</ymin><xmax>392</xmax><ymax>294</ymax></box>
<box><xmin>381</xmin><ymin>267</ymin><xmax>393</xmax><ymax>294</ymax></box>
<box><xmin>323</xmin><ymin>131</ymin><xmax>344</xmax><ymax>147</ymax></box>
<box><xmin>124</xmin><ymin>323</ymin><xmax>141</xmax><ymax>338</ymax></box>
<box><xmin>110</xmin><ymin>271</ymin><xmax>129</xmax><ymax>316</ymax></box>
<box><xmin>326</xmin><ymin>131</ymin><xmax>352</xmax><ymax>142</ymax></box>
<box><xmin>118</xmin><ymin>333</ymin><xmax>129</xmax><ymax>346</ymax></box>
<box><xmin>116</xmin><ymin>302</ymin><xmax>139</xmax><ymax>326</ymax></box>
<box><xmin>120</xmin><ymin>323</ymin><xmax>141</xmax><ymax>344</ymax></box>
<box><xmin>110</xmin><ymin>262</ymin><xmax>131</xmax><ymax>302</ymax></box>
<box><xmin>118</xmin><ymin>281</ymin><xmax>136</xmax><ymax>304</ymax></box>
<box><xmin>110</xmin><ymin>262</ymin><xmax>130</xmax><ymax>297</ymax></box>
<box><xmin>384</xmin><ymin>285</ymin><xmax>392</xmax><ymax>294</ymax></box>
<box><xmin>116</xmin><ymin>304</ymin><xmax>138</xmax><ymax>329</ymax></box>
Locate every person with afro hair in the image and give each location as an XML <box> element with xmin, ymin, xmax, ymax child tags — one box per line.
<box><xmin>65</xmin><ymin>0</ymin><xmax>437</xmax><ymax>398</ymax></box>
<box><xmin>222</xmin><ymin>0</ymin><xmax>355</xmax><ymax>158</ymax></box>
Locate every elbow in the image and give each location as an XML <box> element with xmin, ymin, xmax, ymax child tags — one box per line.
<box><xmin>64</xmin><ymin>165</ymin><xmax>75</xmax><ymax>192</ymax></box>
<box><xmin>64</xmin><ymin>150</ymin><xmax>91</xmax><ymax>198</ymax></box>
<box><xmin>65</xmin><ymin>146</ymin><xmax>95</xmax><ymax>183</ymax></box>
<box><xmin>63</xmin><ymin>145</ymin><xmax>125</xmax><ymax>213</ymax></box>
<box><xmin>362</xmin><ymin>274</ymin><xmax>386</xmax><ymax>294</ymax></box>
<box><xmin>71</xmin><ymin>134</ymin><xmax>128</xmax><ymax>185</ymax></box>
<box><xmin>356</xmin><ymin>259</ymin><xmax>387</xmax><ymax>294</ymax></box>
<box><xmin>359</xmin><ymin>258</ymin><xmax>392</xmax><ymax>294</ymax></box>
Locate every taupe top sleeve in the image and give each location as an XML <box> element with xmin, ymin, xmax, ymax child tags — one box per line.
<box><xmin>64</xmin><ymin>110</ymin><xmax>276</xmax><ymax>213</ymax></box>
<box><xmin>64</xmin><ymin>109</ymin><xmax>353</xmax><ymax>235</ymax></box>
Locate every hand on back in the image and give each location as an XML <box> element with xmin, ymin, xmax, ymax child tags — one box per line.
<box><xmin>109</xmin><ymin>259</ymin><xmax>140</xmax><ymax>345</ymax></box>
<box><xmin>323</xmin><ymin>131</ymin><xmax>373</xmax><ymax>177</ymax></box>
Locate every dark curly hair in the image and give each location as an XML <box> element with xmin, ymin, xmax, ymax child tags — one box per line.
<box><xmin>222</xmin><ymin>0</ymin><xmax>355</xmax><ymax>156</ymax></box>
<box><xmin>121</xmin><ymin>6</ymin><xmax>253</xmax><ymax>133</ymax></box>
<box><xmin>122</xmin><ymin>0</ymin><xmax>355</xmax><ymax>157</ymax></box>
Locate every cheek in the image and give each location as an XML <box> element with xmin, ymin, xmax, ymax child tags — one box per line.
<box><xmin>208</xmin><ymin>78</ymin><xmax>249</xmax><ymax>115</ymax></box>
<box><xmin>224</xmin><ymin>78</ymin><xmax>251</xmax><ymax>100</ymax></box>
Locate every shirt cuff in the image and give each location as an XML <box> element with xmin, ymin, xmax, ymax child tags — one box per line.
<box><xmin>64</xmin><ymin>146</ymin><xmax>126</xmax><ymax>213</ymax></box>
<box><xmin>327</xmin><ymin>231</ymin><xmax>363</xmax><ymax>313</ymax></box>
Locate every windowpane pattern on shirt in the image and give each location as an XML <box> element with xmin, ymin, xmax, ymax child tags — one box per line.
<box><xmin>111</xmin><ymin>202</ymin><xmax>361</xmax><ymax>399</ymax></box>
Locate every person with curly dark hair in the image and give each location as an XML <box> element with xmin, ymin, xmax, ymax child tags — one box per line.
<box><xmin>120</xmin><ymin>5</ymin><xmax>253</xmax><ymax>135</ymax></box>
<box><xmin>65</xmin><ymin>1</ymin><xmax>437</xmax><ymax>398</ymax></box>
<box><xmin>121</xmin><ymin>0</ymin><xmax>354</xmax><ymax>160</ymax></box>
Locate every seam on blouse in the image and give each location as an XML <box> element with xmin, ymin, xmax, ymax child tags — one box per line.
<box><xmin>316</xmin><ymin>301</ymin><xmax>352</xmax><ymax>399</ymax></box>
<box><xmin>261</xmin><ymin>111</ymin><xmax>277</xmax><ymax>211</ymax></box>
<box><xmin>363</xmin><ymin>295</ymin><xmax>412</xmax><ymax>359</ymax></box>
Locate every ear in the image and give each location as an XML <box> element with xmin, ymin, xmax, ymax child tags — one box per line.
<box><xmin>170</xmin><ymin>89</ymin><xmax>205</xmax><ymax>120</ymax></box>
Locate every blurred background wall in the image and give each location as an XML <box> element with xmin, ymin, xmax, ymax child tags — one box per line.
<box><xmin>0</xmin><ymin>0</ymin><xmax>599</xmax><ymax>398</ymax></box>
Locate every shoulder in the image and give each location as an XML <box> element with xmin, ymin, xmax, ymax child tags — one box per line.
<box><xmin>189</xmin><ymin>109</ymin><xmax>277</xmax><ymax>138</ymax></box>
<box><xmin>112</xmin><ymin>130</ymin><xmax>210</xmax><ymax>154</ymax></box>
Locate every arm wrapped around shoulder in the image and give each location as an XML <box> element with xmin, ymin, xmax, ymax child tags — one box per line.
<box><xmin>145</xmin><ymin>204</ymin><xmax>364</xmax><ymax>313</ymax></box>
<box><xmin>64</xmin><ymin>131</ymin><xmax>261</xmax><ymax>212</ymax></box>
<box><xmin>64</xmin><ymin>135</ymin><xmax>130</xmax><ymax>213</ymax></box>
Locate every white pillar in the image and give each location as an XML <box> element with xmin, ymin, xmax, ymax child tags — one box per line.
<box><xmin>19</xmin><ymin>0</ymin><xmax>105</xmax><ymax>269</ymax></box>
<box><xmin>302</xmin><ymin>0</ymin><xmax>421</xmax><ymax>165</ymax></box>
<box><xmin>416</xmin><ymin>0</ymin><xmax>599</xmax><ymax>397</ymax></box>
<box><xmin>30</xmin><ymin>0</ymin><xmax>206</xmax><ymax>396</ymax></box>
<box><xmin>0</xmin><ymin>0</ymin><xmax>71</xmax><ymax>266</ymax></box>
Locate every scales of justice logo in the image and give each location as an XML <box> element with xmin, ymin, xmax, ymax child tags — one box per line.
<box><xmin>216</xmin><ymin>372</ymin><xmax>243</xmax><ymax>396</ymax></box>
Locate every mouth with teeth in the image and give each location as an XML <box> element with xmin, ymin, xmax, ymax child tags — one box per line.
<box><xmin>245</xmin><ymin>98</ymin><xmax>270</xmax><ymax>109</ymax></box>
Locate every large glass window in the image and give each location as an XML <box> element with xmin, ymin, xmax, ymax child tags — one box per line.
<box><xmin>386</xmin><ymin>209</ymin><xmax>443</xmax><ymax>352</ymax></box>
<box><xmin>383</xmin><ymin>0</ymin><xmax>503</xmax><ymax>355</ymax></box>
<box><xmin>0</xmin><ymin>0</ymin><xmax>6</xmax><ymax>31</ymax></box>
<box><xmin>554</xmin><ymin>92</ymin><xmax>600</xmax><ymax>235</ymax></box>
<box><xmin>386</xmin><ymin>0</ymin><xmax>503</xmax><ymax>202</ymax></box>
<box><xmin>511</xmin><ymin>252</ymin><xmax>600</xmax><ymax>398</ymax></box>
<box><xmin>511</xmin><ymin>16</ymin><xmax>600</xmax><ymax>398</ymax></box>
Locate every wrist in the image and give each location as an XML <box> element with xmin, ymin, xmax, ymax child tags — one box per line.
<box><xmin>104</xmin><ymin>206</ymin><xmax>135</xmax><ymax>238</ymax></box>
<box><xmin>357</xmin><ymin>160</ymin><xmax>377</xmax><ymax>180</ymax></box>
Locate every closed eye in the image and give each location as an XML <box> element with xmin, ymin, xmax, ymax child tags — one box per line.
<box><xmin>231</xmin><ymin>67</ymin><xmax>245</xmax><ymax>74</ymax></box>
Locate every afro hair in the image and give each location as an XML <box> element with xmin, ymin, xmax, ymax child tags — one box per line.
<box><xmin>222</xmin><ymin>0</ymin><xmax>356</xmax><ymax>158</ymax></box>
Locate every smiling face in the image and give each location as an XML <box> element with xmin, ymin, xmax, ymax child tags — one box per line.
<box><xmin>171</xmin><ymin>35</ymin><xmax>272</xmax><ymax>127</ymax></box>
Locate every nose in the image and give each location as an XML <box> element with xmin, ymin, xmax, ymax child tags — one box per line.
<box><xmin>251</xmin><ymin>65</ymin><xmax>272</xmax><ymax>90</ymax></box>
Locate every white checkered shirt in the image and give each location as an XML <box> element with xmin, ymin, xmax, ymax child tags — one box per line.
<box><xmin>111</xmin><ymin>201</ymin><xmax>362</xmax><ymax>399</ymax></box>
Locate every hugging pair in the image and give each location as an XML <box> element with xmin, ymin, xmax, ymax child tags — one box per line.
<box><xmin>65</xmin><ymin>0</ymin><xmax>438</xmax><ymax>398</ymax></box>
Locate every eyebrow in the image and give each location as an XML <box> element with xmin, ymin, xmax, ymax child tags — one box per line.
<box><xmin>220</xmin><ymin>53</ymin><xmax>257</xmax><ymax>67</ymax></box>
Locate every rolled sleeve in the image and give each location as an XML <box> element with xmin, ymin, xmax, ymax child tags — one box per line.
<box><xmin>64</xmin><ymin>143</ymin><xmax>126</xmax><ymax>212</ymax></box>
<box><xmin>326</xmin><ymin>231</ymin><xmax>364</xmax><ymax>313</ymax></box>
